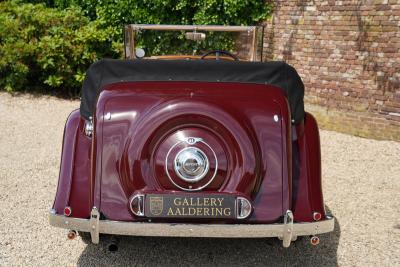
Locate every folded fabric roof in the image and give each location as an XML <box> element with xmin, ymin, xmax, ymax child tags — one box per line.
<box><xmin>80</xmin><ymin>59</ymin><xmax>305</xmax><ymax>124</ymax></box>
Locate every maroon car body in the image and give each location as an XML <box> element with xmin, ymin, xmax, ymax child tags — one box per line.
<box><xmin>49</xmin><ymin>25</ymin><xmax>334</xmax><ymax>248</ymax></box>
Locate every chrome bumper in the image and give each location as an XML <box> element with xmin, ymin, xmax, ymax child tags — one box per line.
<box><xmin>49</xmin><ymin>208</ymin><xmax>334</xmax><ymax>248</ymax></box>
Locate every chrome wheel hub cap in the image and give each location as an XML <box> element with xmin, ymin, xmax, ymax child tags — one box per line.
<box><xmin>174</xmin><ymin>147</ymin><xmax>209</xmax><ymax>183</ymax></box>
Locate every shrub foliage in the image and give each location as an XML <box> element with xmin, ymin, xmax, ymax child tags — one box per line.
<box><xmin>0</xmin><ymin>0</ymin><xmax>272</xmax><ymax>93</ymax></box>
<box><xmin>0</xmin><ymin>1</ymin><xmax>120</xmax><ymax>93</ymax></box>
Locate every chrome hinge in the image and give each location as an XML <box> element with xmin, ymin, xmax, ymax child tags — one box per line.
<box><xmin>84</xmin><ymin>117</ymin><xmax>93</xmax><ymax>137</ymax></box>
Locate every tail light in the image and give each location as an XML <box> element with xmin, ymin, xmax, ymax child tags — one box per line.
<box><xmin>64</xmin><ymin>206</ymin><xmax>72</xmax><ymax>217</ymax></box>
<box><xmin>313</xmin><ymin>212</ymin><xmax>322</xmax><ymax>221</ymax></box>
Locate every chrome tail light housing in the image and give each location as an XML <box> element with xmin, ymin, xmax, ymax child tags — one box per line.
<box><xmin>236</xmin><ymin>197</ymin><xmax>252</xmax><ymax>219</ymax></box>
<box><xmin>130</xmin><ymin>194</ymin><xmax>145</xmax><ymax>216</ymax></box>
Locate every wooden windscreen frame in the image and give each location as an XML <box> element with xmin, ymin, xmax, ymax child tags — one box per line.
<box><xmin>124</xmin><ymin>24</ymin><xmax>264</xmax><ymax>61</ymax></box>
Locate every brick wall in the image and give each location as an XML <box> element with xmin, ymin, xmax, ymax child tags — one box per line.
<box><xmin>263</xmin><ymin>0</ymin><xmax>400</xmax><ymax>140</ymax></box>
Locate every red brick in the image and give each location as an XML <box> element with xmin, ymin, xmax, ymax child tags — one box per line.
<box><xmin>261</xmin><ymin>0</ymin><xmax>400</xmax><ymax>140</ymax></box>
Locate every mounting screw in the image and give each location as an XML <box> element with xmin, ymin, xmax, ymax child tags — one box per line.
<box><xmin>273</xmin><ymin>115</ymin><xmax>279</xmax><ymax>122</ymax></box>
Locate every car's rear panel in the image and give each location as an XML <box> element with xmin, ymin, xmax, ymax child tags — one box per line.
<box><xmin>52</xmin><ymin>81</ymin><xmax>328</xmax><ymax>225</ymax></box>
<box><xmin>92</xmin><ymin>81</ymin><xmax>292</xmax><ymax>223</ymax></box>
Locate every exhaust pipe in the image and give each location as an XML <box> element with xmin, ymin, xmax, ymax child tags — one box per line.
<box><xmin>310</xmin><ymin>235</ymin><xmax>320</xmax><ymax>246</ymax></box>
<box><xmin>107</xmin><ymin>236</ymin><xmax>119</xmax><ymax>252</ymax></box>
<box><xmin>67</xmin><ymin>230</ymin><xmax>77</xmax><ymax>240</ymax></box>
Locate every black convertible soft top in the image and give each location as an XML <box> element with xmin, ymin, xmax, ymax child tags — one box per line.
<box><xmin>80</xmin><ymin>59</ymin><xmax>305</xmax><ymax>123</ymax></box>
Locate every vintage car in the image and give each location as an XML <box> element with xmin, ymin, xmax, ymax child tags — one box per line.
<box><xmin>49</xmin><ymin>24</ymin><xmax>334</xmax><ymax>250</ymax></box>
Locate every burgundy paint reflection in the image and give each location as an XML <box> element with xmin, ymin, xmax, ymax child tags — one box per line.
<box><xmin>96</xmin><ymin>82</ymin><xmax>290</xmax><ymax>222</ymax></box>
<box><xmin>53</xmin><ymin>81</ymin><xmax>326</xmax><ymax>224</ymax></box>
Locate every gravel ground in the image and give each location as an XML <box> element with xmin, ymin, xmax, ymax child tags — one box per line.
<box><xmin>0</xmin><ymin>92</ymin><xmax>399</xmax><ymax>267</ymax></box>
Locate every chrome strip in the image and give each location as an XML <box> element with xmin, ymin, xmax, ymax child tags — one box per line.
<box><xmin>127</xmin><ymin>24</ymin><xmax>257</xmax><ymax>32</ymax></box>
<box><xmin>49</xmin><ymin>210</ymin><xmax>334</xmax><ymax>247</ymax></box>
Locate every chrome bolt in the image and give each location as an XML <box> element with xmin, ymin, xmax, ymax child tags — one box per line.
<box><xmin>274</xmin><ymin>115</ymin><xmax>279</xmax><ymax>122</ymax></box>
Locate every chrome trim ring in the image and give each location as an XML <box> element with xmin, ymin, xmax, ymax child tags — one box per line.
<box><xmin>165</xmin><ymin>137</ymin><xmax>218</xmax><ymax>191</ymax></box>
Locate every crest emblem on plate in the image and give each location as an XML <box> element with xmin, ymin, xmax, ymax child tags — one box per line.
<box><xmin>149</xmin><ymin>197</ymin><xmax>163</xmax><ymax>215</ymax></box>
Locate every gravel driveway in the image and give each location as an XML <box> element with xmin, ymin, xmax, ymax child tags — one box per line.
<box><xmin>0</xmin><ymin>92</ymin><xmax>399</xmax><ymax>266</ymax></box>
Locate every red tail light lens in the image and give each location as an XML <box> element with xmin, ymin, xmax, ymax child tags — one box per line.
<box><xmin>64</xmin><ymin>206</ymin><xmax>72</xmax><ymax>217</ymax></box>
<box><xmin>313</xmin><ymin>212</ymin><xmax>322</xmax><ymax>221</ymax></box>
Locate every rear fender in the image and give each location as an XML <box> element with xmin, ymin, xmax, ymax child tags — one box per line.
<box><xmin>52</xmin><ymin>109</ymin><xmax>92</xmax><ymax>218</ymax></box>
<box><xmin>292</xmin><ymin>112</ymin><xmax>325</xmax><ymax>222</ymax></box>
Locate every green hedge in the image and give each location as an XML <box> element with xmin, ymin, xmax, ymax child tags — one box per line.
<box><xmin>58</xmin><ymin>1</ymin><xmax>272</xmax><ymax>55</ymax></box>
<box><xmin>0</xmin><ymin>0</ymin><xmax>272</xmax><ymax>93</ymax></box>
<box><xmin>0</xmin><ymin>1</ymin><xmax>120</xmax><ymax>93</ymax></box>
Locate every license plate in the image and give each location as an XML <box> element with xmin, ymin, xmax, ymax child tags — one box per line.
<box><xmin>145</xmin><ymin>194</ymin><xmax>236</xmax><ymax>219</ymax></box>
